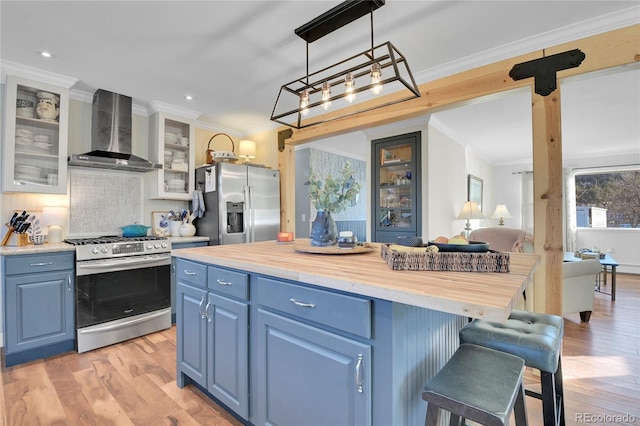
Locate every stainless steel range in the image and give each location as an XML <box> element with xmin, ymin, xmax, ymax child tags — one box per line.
<box><xmin>65</xmin><ymin>236</ymin><xmax>172</xmax><ymax>353</ymax></box>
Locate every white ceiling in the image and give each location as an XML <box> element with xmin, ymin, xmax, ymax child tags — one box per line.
<box><xmin>1</xmin><ymin>1</ymin><xmax>638</xmax><ymax>165</ymax></box>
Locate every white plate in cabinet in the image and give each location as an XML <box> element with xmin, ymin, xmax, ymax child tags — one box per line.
<box><xmin>145</xmin><ymin>113</ymin><xmax>196</xmax><ymax>200</ymax></box>
<box><xmin>2</xmin><ymin>75</ymin><xmax>69</xmax><ymax>194</ymax></box>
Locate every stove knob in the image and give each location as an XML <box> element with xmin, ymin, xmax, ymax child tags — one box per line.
<box><xmin>91</xmin><ymin>248</ymin><xmax>99</xmax><ymax>255</ymax></box>
<box><xmin>147</xmin><ymin>243</ymin><xmax>154</xmax><ymax>250</ymax></box>
<box><xmin>101</xmin><ymin>247</ymin><xmax>108</xmax><ymax>253</ymax></box>
<box><xmin>162</xmin><ymin>242</ymin><xmax>168</xmax><ymax>248</ymax></box>
<box><xmin>154</xmin><ymin>243</ymin><xmax>161</xmax><ymax>249</ymax></box>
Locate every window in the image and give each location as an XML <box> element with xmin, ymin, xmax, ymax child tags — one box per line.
<box><xmin>575</xmin><ymin>169</ymin><xmax>640</xmax><ymax>228</ymax></box>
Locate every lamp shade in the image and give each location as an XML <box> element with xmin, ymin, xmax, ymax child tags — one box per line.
<box><xmin>238</xmin><ymin>139</ymin><xmax>257</xmax><ymax>159</ymax></box>
<box><xmin>491</xmin><ymin>204</ymin><xmax>513</xmax><ymax>219</ymax></box>
<box><xmin>456</xmin><ymin>201</ymin><xmax>485</xmax><ymax>220</ymax></box>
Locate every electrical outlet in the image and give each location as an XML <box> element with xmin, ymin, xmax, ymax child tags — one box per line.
<box><xmin>607</xmin><ymin>248</ymin><xmax>615</xmax><ymax>253</ymax></box>
<box><xmin>301</xmin><ymin>214</ymin><xmax>306</xmax><ymax>222</ymax></box>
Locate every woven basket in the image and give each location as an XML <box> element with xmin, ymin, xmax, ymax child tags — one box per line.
<box><xmin>380</xmin><ymin>244</ymin><xmax>510</xmax><ymax>272</ymax></box>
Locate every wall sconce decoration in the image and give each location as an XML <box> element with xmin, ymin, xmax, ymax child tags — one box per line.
<box><xmin>42</xmin><ymin>206</ymin><xmax>68</xmax><ymax>243</ymax></box>
<box><xmin>456</xmin><ymin>201</ymin><xmax>485</xmax><ymax>238</ymax></box>
<box><xmin>238</xmin><ymin>139</ymin><xmax>257</xmax><ymax>163</ymax></box>
<box><xmin>270</xmin><ymin>0</ymin><xmax>420</xmax><ymax>129</ymax></box>
<box><xmin>491</xmin><ymin>204</ymin><xmax>513</xmax><ymax>226</ymax></box>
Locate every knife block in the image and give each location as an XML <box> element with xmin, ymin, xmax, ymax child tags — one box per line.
<box><xmin>2</xmin><ymin>225</ymin><xmax>28</xmax><ymax>246</ymax></box>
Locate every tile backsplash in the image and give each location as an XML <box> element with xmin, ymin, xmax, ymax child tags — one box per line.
<box><xmin>69</xmin><ymin>170</ymin><xmax>143</xmax><ymax>236</ymax></box>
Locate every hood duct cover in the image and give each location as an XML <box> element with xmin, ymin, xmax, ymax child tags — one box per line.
<box><xmin>68</xmin><ymin>89</ymin><xmax>161</xmax><ymax>172</ymax></box>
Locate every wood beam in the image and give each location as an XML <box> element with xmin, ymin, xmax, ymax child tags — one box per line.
<box><xmin>531</xmin><ymin>87</ymin><xmax>565</xmax><ymax>315</ymax></box>
<box><xmin>278</xmin><ymin>24</ymin><xmax>639</xmax><ymax>145</ymax></box>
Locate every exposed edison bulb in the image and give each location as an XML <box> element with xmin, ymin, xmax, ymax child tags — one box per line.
<box><xmin>299</xmin><ymin>89</ymin><xmax>310</xmax><ymax>116</ymax></box>
<box><xmin>321</xmin><ymin>81</ymin><xmax>332</xmax><ymax>110</ymax></box>
<box><xmin>344</xmin><ymin>73</ymin><xmax>356</xmax><ymax>103</ymax></box>
<box><xmin>370</xmin><ymin>63</ymin><xmax>383</xmax><ymax>95</ymax></box>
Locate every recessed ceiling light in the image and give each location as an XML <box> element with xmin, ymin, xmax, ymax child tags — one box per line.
<box><xmin>184</xmin><ymin>95</ymin><xmax>193</xmax><ymax>101</ymax></box>
<box><xmin>38</xmin><ymin>51</ymin><xmax>53</xmax><ymax>58</ymax></box>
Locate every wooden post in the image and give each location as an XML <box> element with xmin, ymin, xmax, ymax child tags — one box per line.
<box><xmin>532</xmin><ymin>87</ymin><xmax>564</xmax><ymax>315</ymax></box>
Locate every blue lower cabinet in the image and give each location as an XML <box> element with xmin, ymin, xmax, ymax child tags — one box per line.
<box><xmin>175</xmin><ymin>259</ymin><xmax>249</xmax><ymax>420</ymax></box>
<box><xmin>255</xmin><ymin>309</ymin><xmax>371</xmax><ymax>426</ymax></box>
<box><xmin>3</xmin><ymin>253</ymin><xmax>75</xmax><ymax>367</ymax></box>
<box><xmin>171</xmin><ymin>241</ymin><xmax>208</xmax><ymax>322</ymax></box>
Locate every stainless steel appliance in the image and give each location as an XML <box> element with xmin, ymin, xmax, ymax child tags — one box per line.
<box><xmin>65</xmin><ymin>235</ymin><xmax>172</xmax><ymax>353</ymax></box>
<box><xmin>195</xmin><ymin>163</ymin><xmax>280</xmax><ymax>245</ymax></box>
<box><xmin>67</xmin><ymin>89</ymin><xmax>161</xmax><ymax>172</ymax></box>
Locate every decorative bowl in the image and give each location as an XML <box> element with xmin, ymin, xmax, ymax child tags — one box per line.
<box><xmin>427</xmin><ymin>240</ymin><xmax>490</xmax><ymax>252</ymax></box>
<box><xmin>32</xmin><ymin>234</ymin><xmax>47</xmax><ymax>245</ymax></box>
<box><xmin>164</xmin><ymin>133</ymin><xmax>178</xmax><ymax>144</ymax></box>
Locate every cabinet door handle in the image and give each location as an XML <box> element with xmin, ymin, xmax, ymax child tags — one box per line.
<box><xmin>67</xmin><ymin>276</ymin><xmax>72</xmax><ymax>292</ymax></box>
<box><xmin>205</xmin><ymin>300</ymin><xmax>212</xmax><ymax>323</ymax></box>
<box><xmin>30</xmin><ymin>262</ymin><xmax>53</xmax><ymax>266</ymax></box>
<box><xmin>199</xmin><ymin>296</ymin><xmax>206</xmax><ymax>319</ymax></box>
<box><xmin>216</xmin><ymin>279</ymin><xmax>232</xmax><ymax>286</ymax></box>
<box><xmin>355</xmin><ymin>353</ymin><xmax>364</xmax><ymax>393</ymax></box>
<box><xmin>184</xmin><ymin>270</ymin><xmax>197</xmax><ymax>276</ymax></box>
<box><xmin>290</xmin><ymin>298</ymin><xmax>315</xmax><ymax>308</ymax></box>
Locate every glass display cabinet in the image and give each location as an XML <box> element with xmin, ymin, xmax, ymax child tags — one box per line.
<box><xmin>2</xmin><ymin>75</ymin><xmax>69</xmax><ymax>194</ymax></box>
<box><xmin>372</xmin><ymin>132</ymin><xmax>422</xmax><ymax>243</ymax></box>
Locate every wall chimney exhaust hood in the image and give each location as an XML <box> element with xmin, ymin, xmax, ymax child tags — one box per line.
<box><xmin>68</xmin><ymin>89</ymin><xmax>161</xmax><ymax>172</ymax></box>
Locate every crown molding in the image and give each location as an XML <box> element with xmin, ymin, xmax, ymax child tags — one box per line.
<box><xmin>147</xmin><ymin>100</ymin><xmax>202</xmax><ymax>120</ymax></box>
<box><xmin>0</xmin><ymin>60</ymin><xmax>78</xmax><ymax>88</ymax></box>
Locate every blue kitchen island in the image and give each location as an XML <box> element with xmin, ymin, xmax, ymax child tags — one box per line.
<box><xmin>172</xmin><ymin>240</ymin><xmax>539</xmax><ymax>426</ymax></box>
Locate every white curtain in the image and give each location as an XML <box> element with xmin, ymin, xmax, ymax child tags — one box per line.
<box><xmin>521</xmin><ymin>172</ymin><xmax>534</xmax><ymax>233</ymax></box>
<box><xmin>564</xmin><ymin>167</ymin><xmax>577</xmax><ymax>252</ymax></box>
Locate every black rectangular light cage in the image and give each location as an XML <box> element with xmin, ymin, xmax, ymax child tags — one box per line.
<box><xmin>271</xmin><ymin>41</ymin><xmax>420</xmax><ymax>129</ymax></box>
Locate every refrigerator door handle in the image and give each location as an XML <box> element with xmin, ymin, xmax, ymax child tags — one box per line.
<box><xmin>244</xmin><ymin>185</ymin><xmax>255</xmax><ymax>243</ymax></box>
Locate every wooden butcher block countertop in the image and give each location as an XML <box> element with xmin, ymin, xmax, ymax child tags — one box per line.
<box><xmin>172</xmin><ymin>239</ymin><xmax>540</xmax><ymax>322</ymax></box>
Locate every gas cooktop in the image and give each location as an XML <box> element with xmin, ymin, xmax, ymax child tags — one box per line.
<box><xmin>64</xmin><ymin>235</ymin><xmax>167</xmax><ymax>246</ymax></box>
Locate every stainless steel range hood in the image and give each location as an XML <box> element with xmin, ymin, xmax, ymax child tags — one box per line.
<box><xmin>68</xmin><ymin>90</ymin><xmax>161</xmax><ymax>172</ymax></box>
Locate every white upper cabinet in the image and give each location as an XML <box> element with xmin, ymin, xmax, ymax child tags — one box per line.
<box><xmin>145</xmin><ymin>112</ymin><xmax>196</xmax><ymax>200</ymax></box>
<box><xmin>2</xmin><ymin>75</ymin><xmax>69</xmax><ymax>194</ymax></box>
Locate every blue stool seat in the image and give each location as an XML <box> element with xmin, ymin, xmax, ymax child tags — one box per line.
<box><xmin>422</xmin><ymin>343</ymin><xmax>528</xmax><ymax>426</ymax></box>
<box><xmin>459</xmin><ymin>310</ymin><xmax>565</xmax><ymax>426</ymax></box>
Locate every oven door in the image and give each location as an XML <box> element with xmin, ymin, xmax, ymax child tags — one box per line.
<box><xmin>76</xmin><ymin>253</ymin><xmax>171</xmax><ymax>329</ymax></box>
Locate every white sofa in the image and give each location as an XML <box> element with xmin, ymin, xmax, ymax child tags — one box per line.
<box><xmin>470</xmin><ymin>228</ymin><xmax>601</xmax><ymax>321</ymax></box>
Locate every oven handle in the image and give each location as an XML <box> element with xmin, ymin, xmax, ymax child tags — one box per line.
<box><xmin>76</xmin><ymin>256</ymin><xmax>170</xmax><ymax>272</ymax></box>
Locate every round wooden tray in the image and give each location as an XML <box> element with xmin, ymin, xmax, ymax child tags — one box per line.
<box><xmin>293</xmin><ymin>241</ymin><xmax>376</xmax><ymax>255</ymax></box>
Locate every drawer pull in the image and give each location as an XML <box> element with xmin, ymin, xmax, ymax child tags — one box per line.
<box><xmin>184</xmin><ymin>270</ymin><xmax>197</xmax><ymax>276</ymax></box>
<box><xmin>30</xmin><ymin>262</ymin><xmax>54</xmax><ymax>266</ymax></box>
<box><xmin>355</xmin><ymin>353</ymin><xmax>364</xmax><ymax>393</ymax></box>
<box><xmin>216</xmin><ymin>279</ymin><xmax>233</xmax><ymax>286</ymax></box>
<box><xmin>290</xmin><ymin>298</ymin><xmax>315</xmax><ymax>308</ymax></box>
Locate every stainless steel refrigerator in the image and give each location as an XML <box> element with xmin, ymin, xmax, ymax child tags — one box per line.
<box><xmin>194</xmin><ymin>163</ymin><xmax>280</xmax><ymax>245</ymax></box>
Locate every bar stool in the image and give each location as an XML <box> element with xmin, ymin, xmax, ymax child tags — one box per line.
<box><xmin>422</xmin><ymin>343</ymin><xmax>528</xmax><ymax>426</ymax></box>
<box><xmin>459</xmin><ymin>310</ymin><xmax>565</xmax><ymax>426</ymax></box>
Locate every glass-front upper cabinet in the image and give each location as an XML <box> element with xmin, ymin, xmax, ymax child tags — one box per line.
<box><xmin>372</xmin><ymin>131</ymin><xmax>422</xmax><ymax>243</ymax></box>
<box><xmin>145</xmin><ymin>112</ymin><xmax>195</xmax><ymax>200</ymax></box>
<box><xmin>2</xmin><ymin>75</ymin><xmax>69</xmax><ymax>194</ymax></box>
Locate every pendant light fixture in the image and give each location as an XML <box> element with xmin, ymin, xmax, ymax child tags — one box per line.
<box><xmin>271</xmin><ymin>0</ymin><xmax>420</xmax><ymax>129</ymax></box>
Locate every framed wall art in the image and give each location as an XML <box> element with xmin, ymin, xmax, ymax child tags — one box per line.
<box><xmin>467</xmin><ymin>174</ymin><xmax>483</xmax><ymax>211</ymax></box>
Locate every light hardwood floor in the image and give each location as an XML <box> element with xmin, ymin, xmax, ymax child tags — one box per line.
<box><xmin>2</xmin><ymin>274</ymin><xmax>639</xmax><ymax>426</ymax></box>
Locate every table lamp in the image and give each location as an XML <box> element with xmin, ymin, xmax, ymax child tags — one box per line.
<box><xmin>491</xmin><ymin>204</ymin><xmax>513</xmax><ymax>226</ymax></box>
<box><xmin>42</xmin><ymin>206</ymin><xmax>68</xmax><ymax>243</ymax></box>
<box><xmin>456</xmin><ymin>201</ymin><xmax>485</xmax><ymax>238</ymax></box>
<box><xmin>238</xmin><ymin>139</ymin><xmax>256</xmax><ymax>164</ymax></box>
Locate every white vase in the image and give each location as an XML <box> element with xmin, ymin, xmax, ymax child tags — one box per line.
<box><xmin>179</xmin><ymin>223</ymin><xmax>196</xmax><ymax>237</ymax></box>
<box><xmin>169</xmin><ymin>221</ymin><xmax>182</xmax><ymax>237</ymax></box>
